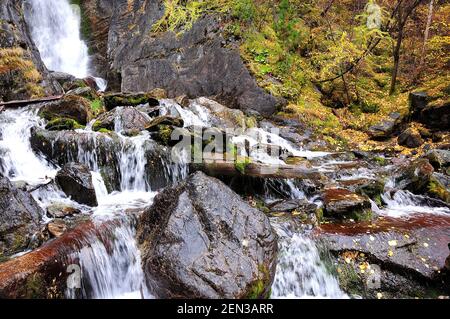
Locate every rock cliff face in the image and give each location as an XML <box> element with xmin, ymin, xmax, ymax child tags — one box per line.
<box><xmin>0</xmin><ymin>0</ymin><xmax>61</xmax><ymax>101</ymax></box>
<box><xmin>80</xmin><ymin>0</ymin><xmax>283</xmax><ymax>116</ymax></box>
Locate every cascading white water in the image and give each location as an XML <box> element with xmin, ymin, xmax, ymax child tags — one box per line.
<box><xmin>118</xmin><ymin>136</ymin><xmax>150</xmax><ymax>192</ymax></box>
<box><xmin>68</xmin><ymin>221</ymin><xmax>152</xmax><ymax>299</ymax></box>
<box><xmin>379</xmin><ymin>190</ymin><xmax>450</xmax><ymax>217</ymax></box>
<box><xmin>25</xmin><ymin>0</ymin><xmax>89</xmax><ymax>78</ymax></box>
<box><xmin>0</xmin><ymin>107</ymin><xmax>95</xmax><ymax>217</ymax></box>
<box><xmin>0</xmin><ymin>108</ymin><xmax>57</xmax><ymax>185</ymax></box>
<box><xmin>271</xmin><ymin>228</ymin><xmax>347</xmax><ymax>299</ymax></box>
<box><xmin>0</xmin><ymin>107</ymin><xmax>152</xmax><ymax>298</ymax></box>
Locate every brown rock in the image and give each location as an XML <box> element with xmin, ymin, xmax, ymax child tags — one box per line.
<box><xmin>47</xmin><ymin>220</ymin><xmax>67</xmax><ymax>238</ymax></box>
<box><xmin>46</xmin><ymin>203</ymin><xmax>81</xmax><ymax>219</ymax></box>
<box><xmin>398</xmin><ymin>128</ymin><xmax>424</xmax><ymax>148</ymax></box>
<box><xmin>323</xmin><ymin>188</ymin><xmax>371</xmax><ymax>219</ymax></box>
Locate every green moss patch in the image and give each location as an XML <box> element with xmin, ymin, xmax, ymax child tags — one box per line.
<box><xmin>45</xmin><ymin>118</ymin><xmax>85</xmax><ymax>131</ymax></box>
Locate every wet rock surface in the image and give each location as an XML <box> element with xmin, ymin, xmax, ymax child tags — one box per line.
<box><xmin>322</xmin><ymin>188</ymin><xmax>372</xmax><ymax>220</ymax></box>
<box><xmin>103</xmin><ymin>92</ymin><xmax>159</xmax><ymax>111</ymax></box>
<box><xmin>46</xmin><ymin>203</ymin><xmax>81</xmax><ymax>219</ymax></box>
<box><xmin>79</xmin><ymin>1</ymin><xmax>283</xmax><ymax>116</ymax></box>
<box><xmin>0</xmin><ymin>174</ymin><xmax>42</xmax><ymax>259</ymax></box>
<box><xmin>47</xmin><ymin>220</ymin><xmax>67</xmax><ymax>238</ymax></box>
<box><xmin>269</xmin><ymin>199</ymin><xmax>318</xmax><ymax>214</ymax></box>
<box><xmin>30</xmin><ymin>127</ymin><xmax>175</xmax><ymax>192</ymax></box>
<box><xmin>38</xmin><ymin>94</ymin><xmax>93</xmax><ymax>125</ymax></box>
<box><xmin>55</xmin><ymin>163</ymin><xmax>98</xmax><ymax>207</ymax></box>
<box><xmin>137</xmin><ymin>172</ymin><xmax>278</xmax><ymax>299</ymax></box>
<box><xmin>93</xmin><ymin>107</ymin><xmax>152</xmax><ymax>133</ymax></box>
<box><xmin>317</xmin><ymin>215</ymin><xmax>450</xmax><ymax>297</ymax></box>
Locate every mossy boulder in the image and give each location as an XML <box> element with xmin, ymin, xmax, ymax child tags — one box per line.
<box><xmin>103</xmin><ymin>92</ymin><xmax>160</xmax><ymax>111</ymax></box>
<box><xmin>395</xmin><ymin>158</ymin><xmax>449</xmax><ymax>203</ymax></box>
<box><xmin>153</xmin><ymin>124</ymin><xmax>176</xmax><ymax>146</ymax></box>
<box><xmin>38</xmin><ymin>94</ymin><xmax>94</xmax><ymax>125</ymax></box>
<box><xmin>145</xmin><ymin>116</ymin><xmax>184</xmax><ymax>132</ymax></box>
<box><xmin>427</xmin><ymin>175</ymin><xmax>450</xmax><ymax>203</ymax></box>
<box><xmin>355</xmin><ymin>179</ymin><xmax>385</xmax><ymax>204</ymax></box>
<box><xmin>67</xmin><ymin>87</ymin><xmax>105</xmax><ymax>116</ymax></box>
<box><xmin>45</xmin><ymin>118</ymin><xmax>84</xmax><ymax>131</ymax></box>
<box><xmin>145</xmin><ymin>116</ymin><xmax>185</xmax><ymax>146</ymax></box>
<box><xmin>62</xmin><ymin>78</ymin><xmax>88</xmax><ymax>92</ymax></box>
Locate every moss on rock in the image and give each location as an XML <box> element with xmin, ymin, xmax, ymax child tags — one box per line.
<box><xmin>45</xmin><ymin>118</ymin><xmax>85</xmax><ymax>131</ymax></box>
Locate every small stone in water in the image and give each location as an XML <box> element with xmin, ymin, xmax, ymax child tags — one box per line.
<box><xmin>47</xmin><ymin>220</ymin><xmax>67</xmax><ymax>238</ymax></box>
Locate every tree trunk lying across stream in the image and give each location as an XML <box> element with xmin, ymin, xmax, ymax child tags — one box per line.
<box><xmin>190</xmin><ymin>160</ymin><xmax>325</xmax><ymax>180</ymax></box>
<box><xmin>0</xmin><ymin>95</ymin><xmax>63</xmax><ymax>109</ymax></box>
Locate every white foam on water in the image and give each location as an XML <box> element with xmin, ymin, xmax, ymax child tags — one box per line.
<box><xmin>0</xmin><ymin>108</ymin><xmax>57</xmax><ymax>185</ymax></box>
<box><xmin>271</xmin><ymin>225</ymin><xmax>347</xmax><ymax>299</ymax></box>
<box><xmin>379</xmin><ymin>190</ymin><xmax>450</xmax><ymax>218</ymax></box>
<box><xmin>68</xmin><ymin>222</ymin><xmax>152</xmax><ymax>299</ymax></box>
<box><xmin>25</xmin><ymin>0</ymin><xmax>90</xmax><ymax>78</ymax></box>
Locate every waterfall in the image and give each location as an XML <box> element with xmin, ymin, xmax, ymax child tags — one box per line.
<box><xmin>25</xmin><ymin>0</ymin><xmax>89</xmax><ymax>78</ymax></box>
<box><xmin>0</xmin><ymin>107</ymin><xmax>57</xmax><ymax>185</ymax></box>
<box><xmin>379</xmin><ymin>190</ymin><xmax>450</xmax><ymax>217</ymax></box>
<box><xmin>67</xmin><ymin>221</ymin><xmax>151</xmax><ymax>299</ymax></box>
<box><xmin>271</xmin><ymin>229</ymin><xmax>347</xmax><ymax>299</ymax></box>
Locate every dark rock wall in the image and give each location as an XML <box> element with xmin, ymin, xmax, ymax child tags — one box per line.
<box><xmin>0</xmin><ymin>0</ymin><xmax>61</xmax><ymax>101</ymax></box>
<box><xmin>80</xmin><ymin>0</ymin><xmax>283</xmax><ymax>116</ymax></box>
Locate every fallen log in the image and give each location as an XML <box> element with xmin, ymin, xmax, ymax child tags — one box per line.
<box><xmin>0</xmin><ymin>95</ymin><xmax>63</xmax><ymax>109</ymax></box>
<box><xmin>191</xmin><ymin>160</ymin><xmax>324</xmax><ymax>180</ymax></box>
<box><xmin>0</xmin><ymin>217</ymin><xmax>131</xmax><ymax>299</ymax></box>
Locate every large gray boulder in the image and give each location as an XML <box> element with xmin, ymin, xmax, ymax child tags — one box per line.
<box><xmin>0</xmin><ymin>174</ymin><xmax>42</xmax><ymax>259</ymax></box>
<box><xmin>137</xmin><ymin>172</ymin><xmax>278</xmax><ymax>299</ymax></box>
<box><xmin>92</xmin><ymin>106</ymin><xmax>152</xmax><ymax>133</ymax></box>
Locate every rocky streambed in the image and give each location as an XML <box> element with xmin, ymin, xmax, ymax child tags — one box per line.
<box><xmin>0</xmin><ymin>83</ymin><xmax>449</xmax><ymax>299</ymax></box>
<box><xmin>0</xmin><ymin>0</ymin><xmax>449</xmax><ymax>300</ymax></box>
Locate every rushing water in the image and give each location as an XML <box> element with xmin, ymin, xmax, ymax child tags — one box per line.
<box><xmin>2</xmin><ymin>99</ymin><xmax>449</xmax><ymax>299</ymax></box>
<box><xmin>68</xmin><ymin>221</ymin><xmax>151</xmax><ymax>299</ymax></box>
<box><xmin>4</xmin><ymin>1</ymin><xmax>448</xmax><ymax>299</ymax></box>
<box><xmin>25</xmin><ymin>0</ymin><xmax>90</xmax><ymax>78</ymax></box>
<box><xmin>272</xmin><ymin>233</ymin><xmax>347</xmax><ymax>299</ymax></box>
<box><xmin>0</xmin><ymin>107</ymin><xmax>57</xmax><ymax>185</ymax></box>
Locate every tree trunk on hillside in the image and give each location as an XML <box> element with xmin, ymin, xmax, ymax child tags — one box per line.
<box><xmin>390</xmin><ymin>6</ymin><xmax>404</xmax><ymax>95</ymax></box>
<box><xmin>389</xmin><ymin>0</ymin><xmax>427</xmax><ymax>95</ymax></box>
<box><xmin>420</xmin><ymin>0</ymin><xmax>434</xmax><ymax>67</ymax></box>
